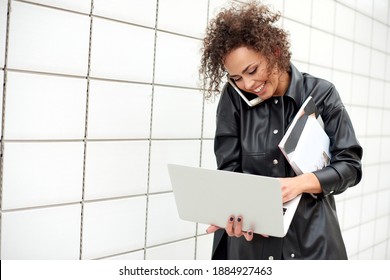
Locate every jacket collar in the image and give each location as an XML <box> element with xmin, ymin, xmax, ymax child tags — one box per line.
<box><xmin>284</xmin><ymin>63</ymin><xmax>306</xmax><ymax>107</ymax></box>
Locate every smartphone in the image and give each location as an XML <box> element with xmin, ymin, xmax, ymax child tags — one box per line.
<box><xmin>228</xmin><ymin>79</ymin><xmax>264</xmax><ymax>107</ymax></box>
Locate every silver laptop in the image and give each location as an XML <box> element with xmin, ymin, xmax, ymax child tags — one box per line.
<box><xmin>167</xmin><ymin>164</ymin><xmax>301</xmax><ymax>238</ymax></box>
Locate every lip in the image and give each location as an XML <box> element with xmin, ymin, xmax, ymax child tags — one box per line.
<box><xmin>252</xmin><ymin>82</ymin><xmax>267</xmax><ymax>95</ymax></box>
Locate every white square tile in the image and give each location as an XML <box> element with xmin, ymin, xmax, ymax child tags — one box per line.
<box><xmin>158</xmin><ymin>0</ymin><xmax>208</xmax><ymax>38</ymax></box>
<box><xmin>370</xmin><ymin>50</ymin><xmax>386</xmax><ymax>80</ymax></box>
<box><xmin>385</xmin><ymin>83</ymin><xmax>390</xmax><ymax>108</ymax></box>
<box><xmin>368</xmin><ymin>79</ymin><xmax>384</xmax><ymax>108</ymax></box>
<box><xmin>350</xmin><ymin>75</ymin><xmax>369</xmax><ymax>106</ymax></box>
<box><xmin>283</xmin><ymin>20</ymin><xmax>310</xmax><ymax>62</ymax></box>
<box><xmin>82</xmin><ymin>197</ymin><xmax>147</xmax><ymax>259</ymax></box>
<box><xmin>102</xmin><ymin>250</ymin><xmax>144</xmax><ymax>260</ymax></box>
<box><xmin>378</xmin><ymin>164</ymin><xmax>390</xmax><ymax>193</ymax></box>
<box><xmin>342</xmin><ymin>226</ymin><xmax>359</xmax><ymax>256</ymax></box>
<box><xmin>149</xmin><ymin>140</ymin><xmax>200</xmax><ymax>193</ymax></box>
<box><xmin>284</xmin><ymin>0</ymin><xmax>312</xmax><ymax>25</ymax></box>
<box><xmin>93</xmin><ymin>0</ymin><xmax>157</xmax><ymax>27</ymax></box>
<box><xmin>146</xmin><ymin>239</ymin><xmax>196</xmax><ymax>260</ymax></box>
<box><xmin>343</xmin><ymin>197</ymin><xmax>362</xmax><ymax>228</ymax></box>
<box><xmin>196</xmin><ymin>234</ymin><xmax>213</xmax><ymax>260</ymax></box>
<box><xmin>359</xmin><ymin>221</ymin><xmax>375</xmax><ymax>251</ymax></box>
<box><xmin>152</xmin><ymin>86</ymin><xmax>203</xmax><ymax>138</ymax></box>
<box><xmin>87</xmin><ymin>80</ymin><xmax>152</xmax><ymax>139</ymax></box>
<box><xmin>0</xmin><ymin>0</ymin><xmax>7</xmax><ymax>67</ymax></box>
<box><xmin>84</xmin><ymin>141</ymin><xmax>149</xmax><ymax>200</ymax></box>
<box><xmin>372</xmin><ymin>21</ymin><xmax>387</xmax><ymax>52</ymax></box>
<box><xmin>2</xmin><ymin>142</ymin><xmax>84</xmax><ymax>210</ymax></box>
<box><xmin>374</xmin><ymin>215</ymin><xmax>389</xmax><ymax>243</ymax></box>
<box><xmin>357</xmin><ymin>247</ymin><xmax>373</xmax><ymax>260</ymax></box>
<box><xmin>332</xmin><ymin>71</ymin><xmax>352</xmax><ymax>104</ymax></box>
<box><xmin>373</xmin><ymin>242</ymin><xmax>387</xmax><ymax>260</ymax></box>
<box><xmin>154</xmin><ymin>32</ymin><xmax>202</xmax><ymax>88</ymax></box>
<box><xmin>363</xmin><ymin>137</ymin><xmax>381</xmax><ymax>165</ymax></box>
<box><xmin>333</xmin><ymin>37</ymin><xmax>353</xmax><ymax>72</ymax></box>
<box><xmin>4</xmin><ymin>72</ymin><xmax>87</xmax><ymax>140</ymax></box>
<box><xmin>374</xmin><ymin>0</ymin><xmax>389</xmax><ymax>24</ymax></box>
<box><xmin>361</xmin><ymin>193</ymin><xmax>377</xmax><ymax>223</ymax></box>
<box><xmin>382</xmin><ymin>110</ymin><xmax>390</xmax><ymax>136</ymax></box>
<box><xmin>8</xmin><ymin>2</ymin><xmax>90</xmax><ymax>76</ymax></box>
<box><xmin>348</xmin><ymin>106</ymin><xmax>367</xmax><ymax>137</ymax></box>
<box><xmin>335</xmin><ymin>3</ymin><xmax>355</xmax><ymax>41</ymax></box>
<box><xmin>354</xmin><ymin>13</ymin><xmax>372</xmax><ymax>47</ymax></box>
<box><xmin>366</xmin><ymin>108</ymin><xmax>383</xmax><ymax>136</ymax></box>
<box><xmin>202</xmin><ymin>96</ymin><xmax>219</xmax><ymax>138</ymax></box>
<box><xmin>353</xmin><ymin>44</ymin><xmax>370</xmax><ymax>76</ymax></box>
<box><xmin>26</xmin><ymin>0</ymin><xmax>91</xmax><ymax>13</ymax></box>
<box><xmin>356</xmin><ymin>0</ymin><xmax>373</xmax><ymax>16</ymax></box>
<box><xmin>201</xmin><ymin>140</ymin><xmax>217</xmax><ymax>169</ymax></box>
<box><xmin>0</xmin><ymin>70</ymin><xmax>3</xmax><ymax>138</ymax></box>
<box><xmin>90</xmin><ymin>17</ymin><xmax>155</xmax><ymax>82</ymax></box>
<box><xmin>360</xmin><ymin>165</ymin><xmax>379</xmax><ymax>195</ymax></box>
<box><xmin>376</xmin><ymin>190</ymin><xmax>390</xmax><ymax>217</ymax></box>
<box><xmin>208</xmin><ymin>0</ymin><xmax>233</xmax><ymax>18</ymax></box>
<box><xmin>311</xmin><ymin>0</ymin><xmax>335</xmax><ymax>32</ymax></box>
<box><xmin>1</xmin><ymin>204</ymin><xmax>81</xmax><ymax>259</ymax></box>
<box><xmin>308</xmin><ymin>65</ymin><xmax>332</xmax><ymax>82</ymax></box>
<box><xmin>379</xmin><ymin>137</ymin><xmax>390</xmax><ymax>163</ymax></box>
<box><xmin>146</xmin><ymin>193</ymin><xmax>196</xmax><ymax>246</ymax></box>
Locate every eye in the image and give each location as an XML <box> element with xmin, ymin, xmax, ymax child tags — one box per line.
<box><xmin>248</xmin><ymin>67</ymin><xmax>258</xmax><ymax>75</ymax></box>
<box><xmin>232</xmin><ymin>77</ymin><xmax>242</xmax><ymax>82</ymax></box>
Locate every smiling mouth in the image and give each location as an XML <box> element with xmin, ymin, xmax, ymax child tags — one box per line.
<box><xmin>253</xmin><ymin>82</ymin><xmax>266</xmax><ymax>93</ymax></box>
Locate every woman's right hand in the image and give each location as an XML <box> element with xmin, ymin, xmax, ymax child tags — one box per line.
<box><xmin>206</xmin><ymin>215</ymin><xmax>266</xmax><ymax>241</ymax></box>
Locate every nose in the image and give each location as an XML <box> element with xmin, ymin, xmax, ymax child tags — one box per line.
<box><xmin>242</xmin><ymin>77</ymin><xmax>256</xmax><ymax>91</ymax></box>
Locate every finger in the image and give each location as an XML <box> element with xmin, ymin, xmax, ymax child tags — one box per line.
<box><xmin>260</xmin><ymin>234</ymin><xmax>269</xmax><ymax>238</ymax></box>
<box><xmin>206</xmin><ymin>225</ymin><xmax>220</xmax><ymax>234</ymax></box>
<box><xmin>226</xmin><ymin>215</ymin><xmax>235</xmax><ymax>236</ymax></box>
<box><xmin>234</xmin><ymin>216</ymin><xmax>243</xmax><ymax>237</ymax></box>
<box><xmin>243</xmin><ymin>230</ymin><xmax>254</xmax><ymax>241</ymax></box>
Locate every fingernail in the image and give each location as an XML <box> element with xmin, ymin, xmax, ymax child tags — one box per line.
<box><xmin>229</xmin><ymin>216</ymin><xmax>234</xmax><ymax>222</ymax></box>
<box><xmin>205</xmin><ymin>229</ymin><xmax>208</xmax><ymax>234</ymax></box>
<box><xmin>237</xmin><ymin>217</ymin><xmax>242</xmax><ymax>222</ymax></box>
<box><xmin>248</xmin><ymin>231</ymin><xmax>252</xmax><ymax>236</ymax></box>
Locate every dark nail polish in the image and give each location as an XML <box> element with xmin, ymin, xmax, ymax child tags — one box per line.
<box><xmin>237</xmin><ymin>217</ymin><xmax>242</xmax><ymax>222</ymax></box>
<box><xmin>229</xmin><ymin>216</ymin><xmax>234</xmax><ymax>222</ymax></box>
<box><xmin>248</xmin><ymin>231</ymin><xmax>252</xmax><ymax>236</ymax></box>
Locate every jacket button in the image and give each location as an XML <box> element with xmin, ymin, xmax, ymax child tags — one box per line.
<box><xmin>268</xmin><ymin>256</ymin><xmax>274</xmax><ymax>260</ymax></box>
<box><xmin>273</xmin><ymin>129</ymin><xmax>278</xmax><ymax>134</ymax></box>
<box><xmin>274</xmin><ymin>99</ymin><xmax>278</xmax><ymax>104</ymax></box>
<box><xmin>273</xmin><ymin>159</ymin><xmax>278</xmax><ymax>165</ymax></box>
<box><xmin>291</xmin><ymin>253</ymin><xmax>295</xmax><ymax>258</ymax></box>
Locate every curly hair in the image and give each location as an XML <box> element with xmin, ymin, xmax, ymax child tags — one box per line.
<box><xmin>200</xmin><ymin>1</ymin><xmax>291</xmax><ymax>99</ymax></box>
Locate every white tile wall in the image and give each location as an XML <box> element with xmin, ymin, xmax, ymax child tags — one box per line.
<box><xmin>0</xmin><ymin>0</ymin><xmax>389</xmax><ymax>261</ymax></box>
<box><xmin>4</xmin><ymin>72</ymin><xmax>87</xmax><ymax>140</ymax></box>
<box><xmin>87</xmin><ymin>80</ymin><xmax>152</xmax><ymax>139</ymax></box>
<box><xmin>81</xmin><ymin>197</ymin><xmax>147</xmax><ymax>259</ymax></box>
<box><xmin>0</xmin><ymin>0</ymin><xmax>7</xmax><ymax>67</ymax></box>
<box><xmin>1</xmin><ymin>204</ymin><xmax>81</xmax><ymax>259</ymax></box>
<box><xmin>146</xmin><ymin>193</ymin><xmax>196</xmax><ymax>247</ymax></box>
<box><xmin>93</xmin><ymin>0</ymin><xmax>157</xmax><ymax>27</ymax></box>
<box><xmin>84</xmin><ymin>141</ymin><xmax>149</xmax><ymax>200</ymax></box>
<box><xmin>7</xmin><ymin>1</ymin><xmax>90</xmax><ymax>75</ymax></box>
<box><xmin>90</xmin><ymin>17</ymin><xmax>155</xmax><ymax>82</ymax></box>
<box><xmin>157</xmin><ymin>0</ymin><xmax>208</xmax><ymax>38</ymax></box>
<box><xmin>2</xmin><ymin>142</ymin><xmax>84</xmax><ymax>210</ymax></box>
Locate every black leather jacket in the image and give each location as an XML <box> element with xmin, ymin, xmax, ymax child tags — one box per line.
<box><xmin>212</xmin><ymin>64</ymin><xmax>363</xmax><ymax>260</ymax></box>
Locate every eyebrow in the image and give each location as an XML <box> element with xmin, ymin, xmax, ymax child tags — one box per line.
<box><xmin>229</xmin><ymin>63</ymin><xmax>255</xmax><ymax>78</ymax></box>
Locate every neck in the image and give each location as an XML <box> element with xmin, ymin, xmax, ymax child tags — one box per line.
<box><xmin>274</xmin><ymin>70</ymin><xmax>291</xmax><ymax>97</ymax></box>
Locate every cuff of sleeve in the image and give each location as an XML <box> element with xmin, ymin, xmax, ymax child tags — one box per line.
<box><xmin>313</xmin><ymin>166</ymin><xmax>341</xmax><ymax>196</ymax></box>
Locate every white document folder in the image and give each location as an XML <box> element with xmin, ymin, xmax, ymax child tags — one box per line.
<box><xmin>167</xmin><ymin>164</ymin><xmax>301</xmax><ymax>237</ymax></box>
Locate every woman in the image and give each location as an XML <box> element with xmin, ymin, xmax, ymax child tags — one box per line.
<box><xmin>199</xmin><ymin>1</ymin><xmax>363</xmax><ymax>260</ymax></box>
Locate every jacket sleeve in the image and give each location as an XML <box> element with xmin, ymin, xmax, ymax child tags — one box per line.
<box><xmin>214</xmin><ymin>86</ymin><xmax>243</xmax><ymax>173</ymax></box>
<box><xmin>313</xmin><ymin>85</ymin><xmax>363</xmax><ymax>196</ymax></box>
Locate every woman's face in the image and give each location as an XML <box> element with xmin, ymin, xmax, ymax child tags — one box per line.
<box><xmin>223</xmin><ymin>46</ymin><xmax>290</xmax><ymax>100</ymax></box>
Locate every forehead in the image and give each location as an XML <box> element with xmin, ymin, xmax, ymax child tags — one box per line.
<box><xmin>223</xmin><ymin>46</ymin><xmax>265</xmax><ymax>74</ymax></box>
